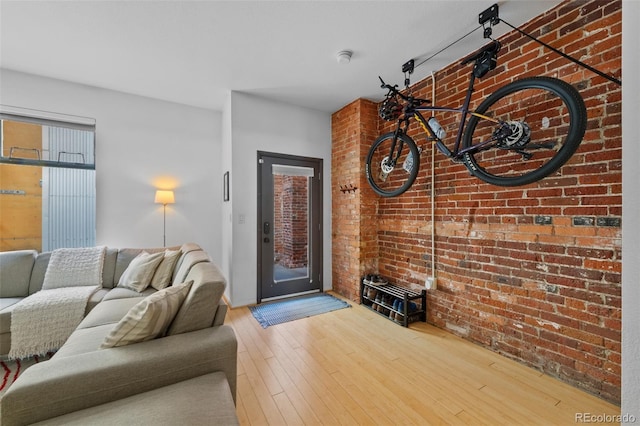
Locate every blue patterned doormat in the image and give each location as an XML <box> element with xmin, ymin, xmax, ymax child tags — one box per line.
<box><xmin>249</xmin><ymin>293</ymin><xmax>351</xmax><ymax>328</ymax></box>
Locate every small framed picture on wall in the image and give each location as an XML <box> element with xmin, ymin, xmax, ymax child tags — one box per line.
<box><xmin>223</xmin><ymin>171</ymin><xmax>230</xmax><ymax>202</ymax></box>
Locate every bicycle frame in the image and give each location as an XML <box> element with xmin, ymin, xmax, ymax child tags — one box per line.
<box><xmin>393</xmin><ymin>70</ymin><xmax>501</xmax><ymax>161</ymax></box>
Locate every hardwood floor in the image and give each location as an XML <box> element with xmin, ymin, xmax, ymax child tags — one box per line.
<box><xmin>227</xmin><ymin>292</ymin><xmax>619</xmax><ymax>425</ymax></box>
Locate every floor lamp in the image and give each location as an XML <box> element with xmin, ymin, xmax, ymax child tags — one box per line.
<box><xmin>154</xmin><ymin>190</ymin><xmax>175</xmax><ymax>247</ymax></box>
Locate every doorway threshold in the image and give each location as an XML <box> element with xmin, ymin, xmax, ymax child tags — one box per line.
<box><xmin>260</xmin><ymin>289</ymin><xmax>321</xmax><ymax>303</ymax></box>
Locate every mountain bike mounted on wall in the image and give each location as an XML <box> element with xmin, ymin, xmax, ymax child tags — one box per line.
<box><xmin>365</xmin><ymin>5</ymin><xmax>592</xmax><ymax>198</ymax></box>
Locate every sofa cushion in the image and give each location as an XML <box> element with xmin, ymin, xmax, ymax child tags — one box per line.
<box><xmin>29</xmin><ymin>249</ymin><xmax>119</xmax><ymax>294</ymax></box>
<box><xmin>102</xmin><ymin>287</ymin><xmax>156</xmax><ymax>301</ymax></box>
<box><xmin>42</xmin><ymin>246</ymin><xmax>106</xmax><ymax>290</ymax></box>
<box><xmin>52</xmin><ymin>324</ymin><xmax>116</xmax><ymax>358</ymax></box>
<box><xmin>117</xmin><ymin>251</ymin><xmax>164</xmax><ymax>292</ymax></box>
<box><xmin>150</xmin><ymin>249</ymin><xmax>181</xmax><ymax>290</ymax></box>
<box><xmin>0</xmin><ymin>298</ymin><xmax>24</xmax><ymax>334</ymax></box>
<box><xmin>0</xmin><ymin>291</ymin><xmax>106</xmax><ymax>356</ymax></box>
<box><xmin>0</xmin><ymin>333</ymin><xmax>10</xmax><ymax>356</ymax></box>
<box><xmin>167</xmin><ymin>262</ymin><xmax>225</xmax><ymax>336</ymax></box>
<box><xmin>31</xmin><ymin>372</ymin><xmax>239</xmax><ymax>426</ymax></box>
<box><xmin>101</xmin><ymin>248</ymin><xmax>119</xmax><ymax>289</ymax></box>
<box><xmin>170</xmin><ymin>243</ymin><xmax>199</xmax><ymax>283</ymax></box>
<box><xmin>172</xmin><ymin>250</ymin><xmax>210</xmax><ymax>286</ymax></box>
<box><xmin>0</xmin><ymin>297</ymin><xmax>24</xmax><ymax>312</ymax></box>
<box><xmin>101</xmin><ymin>281</ymin><xmax>192</xmax><ymax>348</ymax></box>
<box><xmin>0</xmin><ymin>250</ymin><xmax>36</xmax><ymax>297</ymax></box>
<box><xmin>113</xmin><ymin>247</ymin><xmax>179</xmax><ymax>285</ymax></box>
<box><xmin>29</xmin><ymin>252</ymin><xmax>50</xmax><ymax>295</ymax></box>
<box><xmin>77</xmin><ymin>297</ymin><xmax>145</xmax><ymax>330</ymax></box>
<box><xmin>1</xmin><ymin>299</ymin><xmax>24</xmax><ymax>354</ymax></box>
<box><xmin>86</xmin><ymin>288</ymin><xmax>109</xmax><ymax>314</ymax></box>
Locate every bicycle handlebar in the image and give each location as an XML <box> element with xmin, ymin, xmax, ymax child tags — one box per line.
<box><xmin>379</xmin><ymin>76</ymin><xmax>430</xmax><ymax>107</ymax></box>
<box><xmin>379</xmin><ymin>76</ymin><xmax>399</xmax><ymax>94</ymax></box>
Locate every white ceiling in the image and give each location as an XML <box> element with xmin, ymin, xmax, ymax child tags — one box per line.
<box><xmin>0</xmin><ymin>0</ymin><xmax>561</xmax><ymax>113</ymax></box>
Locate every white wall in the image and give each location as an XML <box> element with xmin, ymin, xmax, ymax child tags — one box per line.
<box><xmin>225</xmin><ymin>92</ymin><xmax>332</xmax><ymax>307</ymax></box>
<box><xmin>221</xmin><ymin>92</ymin><xmax>234</xmax><ymax>302</ymax></box>
<box><xmin>0</xmin><ymin>69</ymin><xmax>222</xmax><ymax>261</ymax></box>
<box><xmin>622</xmin><ymin>0</ymin><xmax>640</xmax><ymax>418</ymax></box>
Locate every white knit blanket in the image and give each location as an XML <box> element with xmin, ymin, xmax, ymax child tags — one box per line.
<box><xmin>9</xmin><ymin>286</ymin><xmax>99</xmax><ymax>360</ymax></box>
<box><xmin>43</xmin><ymin>246</ymin><xmax>106</xmax><ymax>290</ymax></box>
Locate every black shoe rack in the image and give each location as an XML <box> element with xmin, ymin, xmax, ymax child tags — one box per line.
<box><xmin>360</xmin><ymin>277</ymin><xmax>426</xmax><ymax>327</ymax></box>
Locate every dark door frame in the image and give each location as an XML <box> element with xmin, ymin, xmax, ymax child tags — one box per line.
<box><xmin>257</xmin><ymin>151</ymin><xmax>323</xmax><ymax>304</ymax></box>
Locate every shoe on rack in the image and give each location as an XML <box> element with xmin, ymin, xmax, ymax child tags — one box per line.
<box><xmin>371</xmin><ymin>275</ymin><xmax>388</xmax><ymax>286</ymax></box>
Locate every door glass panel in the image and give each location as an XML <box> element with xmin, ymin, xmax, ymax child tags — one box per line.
<box><xmin>272</xmin><ymin>164</ymin><xmax>314</xmax><ymax>283</ymax></box>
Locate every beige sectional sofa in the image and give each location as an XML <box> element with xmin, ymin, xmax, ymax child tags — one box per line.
<box><xmin>0</xmin><ymin>243</ymin><xmax>238</xmax><ymax>425</ymax></box>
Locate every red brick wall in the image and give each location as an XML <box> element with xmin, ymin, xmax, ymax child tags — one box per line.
<box><xmin>274</xmin><ymin>175</ymin><xmax>285</xmax><ymax>260</ymax></box>
<box><xmin>331</xmin><ymin>99</ymin><xmax>380</xmax><ymax>300</ymax></box>
<box><xmin>331</xmin><ymin>0</ymin><xmax>622</xmax><ymax>404</ymax></box>
<box><xmin>274</xmin><ymin>175</ymin><xmax>309</xmax><ymax>268</ymax></box>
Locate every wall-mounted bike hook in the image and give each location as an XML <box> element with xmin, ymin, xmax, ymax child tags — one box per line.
<box><xmin>402</xmin><ymin>59</ymin><xmax>415</xmax><ymax>74</ymax></box>
<box><xmin>402</xmin><ymin>59</ymin><xmax>415</xmax><ymax>88</ymax></box>
<box><xmin>479</xmin><ymin>4</ymin><xmax>499</xmax><ymax>26</ymax></box>
<box><xmin>479</xmin><ymin>4</ymin><xmax>499</xmax><ymax>39</ymax></box>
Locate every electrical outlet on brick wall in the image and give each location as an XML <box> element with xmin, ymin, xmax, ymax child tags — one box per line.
<box><xmin>426</xmin><ymin>277</ymin><xmax>437</xmax><ymax>289</ymax></box>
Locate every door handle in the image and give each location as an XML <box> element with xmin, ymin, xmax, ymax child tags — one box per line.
<box><xmin>263</xmin><ymin>221</ymin><xmax>270</xmax><ymax>235</ymax></box>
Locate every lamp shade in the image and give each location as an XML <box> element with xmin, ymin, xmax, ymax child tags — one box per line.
<box><xmin>154</xmin><ymin>190</ymin><xmax>175</xmax><ymax>205</ymax></box>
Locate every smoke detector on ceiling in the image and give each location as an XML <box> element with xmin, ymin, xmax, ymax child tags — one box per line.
<box><xmin>336</xmin><ymin>50</ymin><xmax>353</xmax><ymax>64</ymax></box>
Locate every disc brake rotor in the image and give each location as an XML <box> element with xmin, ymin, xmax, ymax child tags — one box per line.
<box><xmin>380</xmin><ymin>156</ymin><xmax>394</xmax><ymax>174</ymax></box>
<box><xmin>499</xmin><ymin>121</ymin><xmax>531</xmax><ymax>148</ymax></box>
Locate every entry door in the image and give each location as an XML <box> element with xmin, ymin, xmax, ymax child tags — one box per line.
<box><xmin>258</xmin><ymin>152</ymin><xmax>322</xmax><ymax>303</ymax></box>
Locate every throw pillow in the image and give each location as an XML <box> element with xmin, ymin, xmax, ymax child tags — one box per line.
<box><xmin>42</xmin><ymin>246</ymin><xmax>106</xmax><ymax>290</ymax></box>
<box><xmin>100</xmin><ymin>280</ymin><xmax>193</xmax><ymax>348</ymax></box>
<box><xmin>117</xmin><ymin>251</ymin><xmax>164</xmax><ymax>292</ymax></box>
<box><xmin>150</xmin><ymin>249</ymin><xmax>181</xmax><ymax>290</ymax></box>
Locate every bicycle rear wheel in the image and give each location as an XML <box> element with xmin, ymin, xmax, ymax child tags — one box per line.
<box><xmin>365</xmin><ymin>131</ymin><xmax>420</xmax><ymax>197</ymax></box>
<box><xmin>462</xmin><ymin>77</ymin><xmax>587</xmax><ymax>186</ymax></box>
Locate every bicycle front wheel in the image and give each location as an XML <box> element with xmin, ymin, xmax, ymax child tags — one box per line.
<box><xmin>365</xmin><ymin>131</ymin><xmax>420</xmax><ymax>197</ymax></box>
<box><xmin>462</xmin><ymin>77</ymin><xmax>587</xmax><ymax>186</ymax></box>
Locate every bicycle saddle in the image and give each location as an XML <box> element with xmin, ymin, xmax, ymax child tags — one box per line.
<box><xmin>461</xmin><ymin>40</ymin><xmax>501</xmax><ymax>78</ymax></box>
<box><xmin>461</xmin><ymin>40</ymin><xmax>501</xmax><ymax>65</ymax></box>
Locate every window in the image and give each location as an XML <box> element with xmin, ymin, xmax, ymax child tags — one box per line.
<box><xmin>0</xmin><ymin>106</ymin><xmax>96</xmax><ymax>252</ymax></box>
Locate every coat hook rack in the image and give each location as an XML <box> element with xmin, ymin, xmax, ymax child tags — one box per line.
<box><xmin>339</xmin><ymin>183</ymin><xmax>358</xmax><ymax>193</ymax></box>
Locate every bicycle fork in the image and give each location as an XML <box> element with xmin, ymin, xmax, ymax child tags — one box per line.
<box><xmin>393</xmin><ymin>121</ymin><xmax>423</xmax><ymax>174</ymax></box>
<box><xmin>377</xmin><ymin>127</ymin><xmax>402</xmax><ymax>181</ymax></box>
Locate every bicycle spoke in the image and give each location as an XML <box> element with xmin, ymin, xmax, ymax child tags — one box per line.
<box><xmin>366</xmin><ymin>132</ymin><xmax>420</xmax><ymax>197</ymax></box>
<box><xmin>462</xmin><ymin>77</ymin><xmax>586</xmax><ymax>186</ymax></box>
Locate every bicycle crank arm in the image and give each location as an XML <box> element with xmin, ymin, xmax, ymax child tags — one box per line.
<box><xmin>515</xmin><ymin>149</ymin><xmax>533</xmax><ymax>160</ymax></box>
<box><xmin>524</xmin><ymin>142</ymin><xmax>556</xmax><ymax>150</ymax></box>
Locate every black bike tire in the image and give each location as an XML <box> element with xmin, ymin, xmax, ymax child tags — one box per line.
<box><xmin>365</xmin><ymin>131</ymin><xmax>420</xmax><ymax>197</ymax></box>
<box><xmin>462</xmin><ymin>76</ymin><xmax>587</xmax><ymax>187</ymax></box>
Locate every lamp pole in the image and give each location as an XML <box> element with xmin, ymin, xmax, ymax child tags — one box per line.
<box><xmin>154</xmin><ymin>190</ymin><xmax>175</xmax><ymax>248</ymax></box>
<box><xmin>162</xmin><ymin>202</ymin><xmax>167</xmax><ymax>247</ymax></box>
